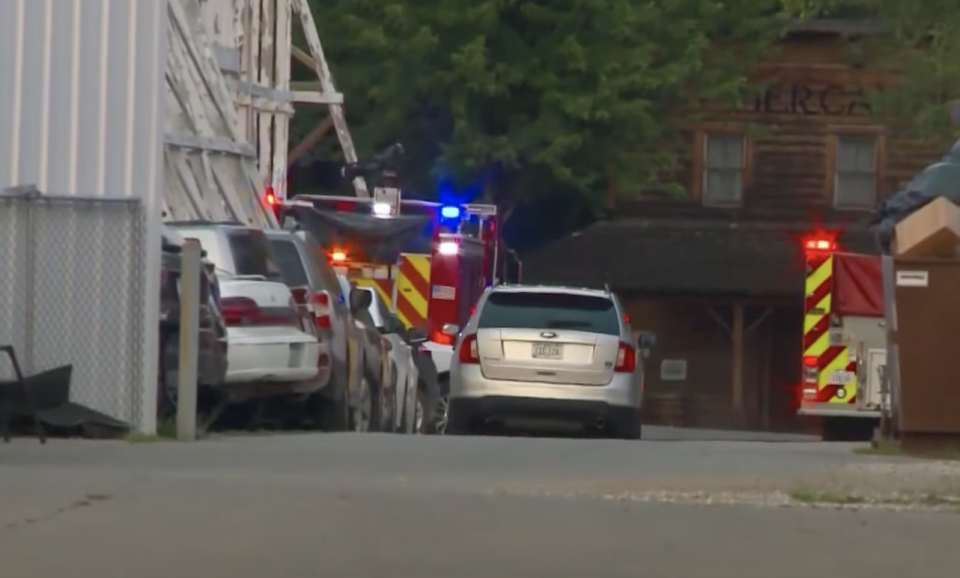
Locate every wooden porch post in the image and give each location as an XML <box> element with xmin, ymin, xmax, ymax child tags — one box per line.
<box><xmin>732</xmin><ymin>303</ymin><xmax>745</xmax><ymax>424</ymax></box>
<box><xmin>704</xmin><ymin>302</ymin><xmax>774</xmax><ymax>429</ymax></box>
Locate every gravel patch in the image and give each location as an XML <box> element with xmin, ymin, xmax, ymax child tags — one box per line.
<box><xmin>497</xmin><ymin>458</ymin><xmax>960</xmax><ymax>513</ymax></box>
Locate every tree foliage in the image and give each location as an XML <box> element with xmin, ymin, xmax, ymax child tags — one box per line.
<box><xmin>297</xmin><ymin>0</ymin><xmax>783</xmax><ymax>211</ymax></box>
<box><xmin>782</xmin><ymin>0</ymin><xmax>960</xmax><ymax>142</ymax></box>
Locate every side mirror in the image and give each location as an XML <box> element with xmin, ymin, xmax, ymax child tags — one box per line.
<box><xmin>638</xmin><ymin>332</ymin><xmax>657</xmax><ymax>350</ymax></box>
<box><xmin>406</xmin><ymin>327</ymin><xmax>429</xmax><ymax>344</ymax></box>
<box><xmin>384</xmin><ymin>316</ymin><xmax>405</xmax><ymax>335</ymax></box>
<box><xmin>441</xmin><ymin>323</ymin><xmax>459</xmax><ymax>337</ymax></box>
<box><xmin>349</xmin><ymin>288</ymin><xmax>372</xmax><ymax>314</ymax></box>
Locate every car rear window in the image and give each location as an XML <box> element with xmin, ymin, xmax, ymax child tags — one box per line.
<box><xmin>268</xmin><ymin>239</ymin><xmax>310</xmax><ymax>287</ymax></box>
<box><xmin>228</xmin><ymin>230</ymin><xmax>284</xmax><ymax>281</ymax></box>
<box><xmin>301</xmin><ymin>232</ymin><xmax>343</xmax><ymax>299</ymax></box>
<box><xmin>477</xmin><ymin>292</ymin><xmax>620</xmax><ymax>335</ymax></box>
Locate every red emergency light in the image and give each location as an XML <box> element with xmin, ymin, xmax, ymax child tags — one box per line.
<box><xmin>804</xmin><ymin>238</ymin><xmax>834</xmax><ymax>251</ymax></box>
<box><xmin>265</xmin><ymin>187</ymin><xmax>276</xmax><ymax>203</ymax></box>
<box><xmin>801</xmin><ymin>227</ymin><xmax>838</xmax><ymax>253</ymax></box>
<box><xmin>330</xmin><ymin>251</ymin><xmax>347</xmax><ymax>262</ymax></box>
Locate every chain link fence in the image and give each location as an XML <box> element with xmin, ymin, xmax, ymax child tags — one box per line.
<box><xmin>0</xmin><ymin>189</ymin><xmax>150</xmax><ymax>431</ymax></box>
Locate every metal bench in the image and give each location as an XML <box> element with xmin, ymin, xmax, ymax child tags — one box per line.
<box><xmin>0</xmin><ymin>345</ymin><xmax>72</xmax><ymax>444</ymax></box>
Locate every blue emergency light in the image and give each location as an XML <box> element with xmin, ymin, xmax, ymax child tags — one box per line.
<box><xmin>440</xmin><ymin>205</ymin><xmax>461</xmax><ymax>219</ymax></box>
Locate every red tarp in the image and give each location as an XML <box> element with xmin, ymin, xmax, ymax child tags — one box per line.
<box><xmin>832</xmin><ymin>252</ymin><xmax>884</xmax><ymax>317</ymax></box>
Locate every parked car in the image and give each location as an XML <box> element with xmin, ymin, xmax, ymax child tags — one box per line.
<box><xmin>167</xmin><ymin>222</ymin><xmax>323</xmax><ymax>404</ymax></box>
<box><xmin>264</xmin><ymin>229</ymin><xmax>358</xmax><ymax>430</ymax></box>
<box><xmin>446</xmin><ymin>284</ymin><xmax>647</xmax><ymax>439</ymax></box>
<box><xmin>340</xmin><ymin>275</ymin><xmax>443</xmax><ymax>434</ymax></box>
<box><xmin>413</xmin><ymin>342</ymin><xmax>442</xmax><ymax>434</ymax></box>
<box><xmin>158</xmin><ymin>226</ymin><xmax>227</xmax><ymax>419</ymax></box>
<box><xmin>335</xmin><ymin>274</ymin><xmax>386</xmax><ymax>431</ymax></box>
<box><xmin>343</xmin><ymin>285</ymin><xmax>392</xmax><ymax>432</ymax></box>
<box><xmin>356</xmin><ymin>286</ymin><xmax>430</xmax><ymax>433</ymax></box>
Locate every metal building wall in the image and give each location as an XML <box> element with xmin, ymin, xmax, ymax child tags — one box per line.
<box><xmin>0</xmin><ymin>0</ymin><xmax>167</xmax><ymax>199</ymax></box>
<box><xmin>0</xmin><ymin>0</ymin><xmax>167</xmax><ymax>433</ymax></box>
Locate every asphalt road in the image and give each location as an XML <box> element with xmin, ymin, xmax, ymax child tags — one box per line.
<box><xmin>1</xmin><ymin>427</ymin><xmax>958</xmax><ymax>578</ymax></box>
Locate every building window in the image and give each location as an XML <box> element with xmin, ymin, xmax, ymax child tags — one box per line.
<box><xmin>834</xmin><ymin>135</ymin><xmax>878</xmax><ymax>209</ymax></box>
<box><xmin>702</xmin><ymin>133</ymin><xmax>745</xmax><ymax>206</ymax></box>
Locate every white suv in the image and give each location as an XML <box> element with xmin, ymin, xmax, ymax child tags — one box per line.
<box><xmin>447</xmin><ymin>285</ymin><xmax>649</xmax><ymax>438</ymax></box>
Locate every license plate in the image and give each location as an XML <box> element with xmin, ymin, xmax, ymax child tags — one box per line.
<box><xmin>531</xmin><ymin>342</ymin><xmax>562</xmax><ymax>359</ymax></box>
<box><xmin>288</xmin><ymin>344</ymin><xmax>304</xmax><ymax>368</ymax></box>
<box><xmin>828</xmin><ymin>370</ymin><xmax>853</xmax><ymax>385</ymax></box>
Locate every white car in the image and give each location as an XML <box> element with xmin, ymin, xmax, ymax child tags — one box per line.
<box><xmin>168</xmin><ymin>222</ymin><xmax>324</xmax><ymax>402</ymax></box>
<box><xmin>356</xmin><ymin>286</ymin><xmax>427</xmax><ymax>433</ymax></box>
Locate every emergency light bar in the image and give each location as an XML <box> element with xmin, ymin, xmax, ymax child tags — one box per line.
<box><xmin>437</xmin><ymin>241</ymin><xmax>459</xmax><ymax>255</ymax></box>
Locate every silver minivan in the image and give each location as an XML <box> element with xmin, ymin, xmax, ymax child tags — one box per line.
<box><xmin>446</xmin><ymin>285</ymin><xmax>651</xmax><ymax>438</ymax></box>
<box><xmin>265</xmin><ymin>229</ymin><xmax>363</xmax><ymax>430</ymax></box>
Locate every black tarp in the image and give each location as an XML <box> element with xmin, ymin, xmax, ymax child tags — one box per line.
<box><xmin>870</xmin><ymin>140</ymin><xmax>960</xmax><ymax>253</ymax></box>
<box><xmin>870</xmin><ymin>162</ymin><xmax>960</xmax><ymax>251</ymax></box>
<box><xmin>281</xmin><ymin>205</ymin><xmax>433</xmax><ymax>260</ymax></box>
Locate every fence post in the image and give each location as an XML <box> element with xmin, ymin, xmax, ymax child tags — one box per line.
<box><xmin>176</xmin><ymin>239</ymin><xmax>201</xmax><ymax>441</ymax></box>
<box><xmin>881</xmin><ymin>255</ymin><xmax>903</xmax><ymax>436</ymax></box>
<box><xmin>2</xmin><ymin>186</ymin><xmax>41</xmax><ymax>374</ymax></box>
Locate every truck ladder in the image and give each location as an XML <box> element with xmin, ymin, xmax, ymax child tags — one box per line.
<box><xmin>291</xmin><ymin>0</ymin><xmax>369</xmax><ymax>198</ymax></box>
<box><xmin>163</xmin><ymin>0</ymin><xmax>277</xmax><ymax>228</ymax></box>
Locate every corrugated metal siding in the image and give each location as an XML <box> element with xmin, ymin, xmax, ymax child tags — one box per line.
<box><xmin>0</xmin><ymin>0</ymin><xmax>167</xmax><ymax>200</ymax></box>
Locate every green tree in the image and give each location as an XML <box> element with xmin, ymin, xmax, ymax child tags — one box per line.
<box><xmin>782</xmin><ymin>0</ymin><xmax>960</xmax><ymax>142</ymax></box>
<box><xmin>297</xmin><ymin>0</ymin><xmax>784</xmax><ymax>219</ymax></box>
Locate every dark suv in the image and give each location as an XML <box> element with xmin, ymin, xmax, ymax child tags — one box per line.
<box><xmin>158</xmin><ymin>227</ymin><xmax>227</xmax><ymax>418</ymax></box>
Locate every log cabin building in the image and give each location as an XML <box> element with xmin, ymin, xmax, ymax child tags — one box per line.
<box><xmin>524</xmin><ymin>20</ymin><xmax>944</xmax><ymax>432</ymax></box>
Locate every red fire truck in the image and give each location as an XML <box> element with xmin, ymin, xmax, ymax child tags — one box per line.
<box><xmin>271</xmin><ymin>194</ymin><xmax>503</xmax><ymax>382</ymax></box>
<box><xmin>799</xmin><ymin>235</ymin><xmax>888</xmax><ymax>439</ymax></box>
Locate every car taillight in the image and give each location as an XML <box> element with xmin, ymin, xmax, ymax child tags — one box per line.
<box><xmin>220</xmin><ymin>297</ymin><xmax>299</xmax><ymax>328</ymax></box>
<box><xmin>431</xmin><ymin>331</ymin><xmax>455</xmax><ymax>346</ymax></box>
<box><xmin>614</xmin><ymin>341</ymin><xmax>636</xmax><ymax>373</ymax></box>
<box><xmin>458</xmin><ymin>334</ymin><xmax>479</xmax><ymax>364</ymax></box>
<box><xmin>314</xmin><ymin>291</ymin><xmax>331</xmax><ymax>329</ymax></box>
<box><xmin>220</xmin><ymin>297</ymin><xmax>259</xmax><ymax>326</ymax></box>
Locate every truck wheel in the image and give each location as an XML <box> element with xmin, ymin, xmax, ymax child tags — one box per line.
<box><xmin>385</xmin><ymin>366</ymin><xmax>399</xmax><ymax>433</ymax></box>
<box><xmin>418</xmin><ymin>375</ymin><xmax>447</xmax><ymax>434</ymax></box>
<box><xmin>316</xmin><ymin>359</ymin><xmax>351</xmax><ymax>431</ymax></box>
<box><xmin>156</xmin><ymin>332</ymin><xmax>178</xmax><ymax>422</ymax></box>
<box><xmin>352</xmin><ymin>372</ymin><xmax>383</xmax><ymax>433</ymax></box>
<box><xmin>318</xmin><ymin>385</ymin><xmax>349</xmax><ymax>431</ymax></box>
<box><xmin>413</xmin><ymin>382</ymin><xmax>429</xmax><ymax>434</ymax></box>
<box><xmin>398</xmin><ymin>377</ymin><xmax>415</xmax><ymax>434</ymax></box>
<box><xmin>446</xmin><ymin>400</ymin><xmax>473</xmax><ymax>436</ymax></box>
<box><xmin>435</xmin><ymin>376</ymin><xmax>450</xmax><ymax>434</ymax></box>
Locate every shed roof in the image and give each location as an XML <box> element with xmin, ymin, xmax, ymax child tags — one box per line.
<box><xmin>522</xmin><ymin>218</ymin><xmax>878</xmax><ymax>297</ymax></box>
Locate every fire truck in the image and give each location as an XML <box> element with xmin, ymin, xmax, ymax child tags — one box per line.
<box><xmin>799</xmin><ymin>235</ymin><xmax>889</xmax><ymax>439</ymax></box>
<box><xmin>270</xmin><ymin>193</ymin><xmax>502</xmax><ymax>382</ymax></box>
